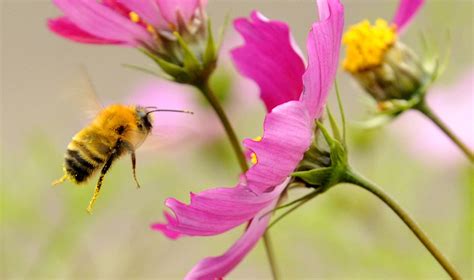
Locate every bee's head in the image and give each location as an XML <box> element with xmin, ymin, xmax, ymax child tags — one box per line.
<box><xmin>135</xmin><ymin>106</ymin><xmax>193</xmax><ymax>134</ymax></box>
<box><xmin>135</xmin><ymin>106</ymin><xmax>154</xmax><ymax>133</ymax></box>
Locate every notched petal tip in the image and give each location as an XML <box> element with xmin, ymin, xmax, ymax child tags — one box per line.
<box><xmin>231</xmin><ymin>11</ymin><xmax>306</xmax><ymax>111</ymax></box>
<box><xmin>301</xmin><ymin>0</ymin><xmax>344</xmax><ymax>118</ymax></box>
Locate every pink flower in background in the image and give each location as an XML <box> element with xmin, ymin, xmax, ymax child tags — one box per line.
<box><xmin>48</xmin><ymin>0</ymin><xmax>206</xmax><ymax>47</ymax></box>
<box><xmin>152</xmin><ymin>0</ymin><xmax>344</xmax><ymax>278</ymax></box>
<box><xmin>391</xmin><ymin>70</ymin><xmax>474</xmax><ymax>167</ymax></box>
<box><xmin>128</xmin><ymin>80</ymin><xmax>208</xmax><ymax>148</ymax></box>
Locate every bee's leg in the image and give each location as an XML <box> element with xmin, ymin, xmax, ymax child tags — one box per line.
<box><xmin>130</xmin><ymin>152</ymin><xmax>141</xmax><ymax>189</ymax></box>
<box><xmin>86</xmin><ymin>154</ymin><xmax>114</xmax><ymax>214</ymax></box>
<box><xmin>52</xmin><ymin>174</ymin><xmax>67</xmax><ymax>187</ymax></box>
<box><xmin>123</xmin><ymin>141</ymin><xmax>141</xmax><ymax>189</ymax></box>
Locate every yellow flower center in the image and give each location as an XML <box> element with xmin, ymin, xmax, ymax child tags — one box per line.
<box><xmin>342</xmin><ymin>19</ymin><xmax>397</xmax><ymax>73</ymax></box>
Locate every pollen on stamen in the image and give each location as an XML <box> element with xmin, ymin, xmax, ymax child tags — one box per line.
<box><xmin>146</xmin><ymin>24</ymin><xmax>157</xmax><ymax>35</ymax></box>
<box><xmin>250</xmin><ymin>153</ymin><xmax>258</xmax><ymax>165</ymax></box>
<box><xmin>342</xmin><ymin>19</ymin><xmax>397</xmax><ymax>73</ymax></box>
<box><xmin>129</xmin><ymin>12</ymin><xmax>140</xmax><ymax>23</ymax></box>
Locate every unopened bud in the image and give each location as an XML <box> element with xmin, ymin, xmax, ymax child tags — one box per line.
<box><xmin>343</xmin><ymin>19</ymin><xmax>428</xmax><ymax>102</ymax></box>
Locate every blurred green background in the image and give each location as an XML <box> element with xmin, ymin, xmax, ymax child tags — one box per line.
<box><xmin>2</xmin><ymin>0</ymin><xmax>473</xmax><ymax>279</ymax></box>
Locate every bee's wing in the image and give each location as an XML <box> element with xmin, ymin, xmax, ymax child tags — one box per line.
<box><xmin>60</xmin><ymin>66</ymin><xmax>104</xmax><ymax>124</ymax></box>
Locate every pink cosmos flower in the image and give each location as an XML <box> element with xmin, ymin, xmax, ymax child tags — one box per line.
<box><xmin>151</xmin><ymin>0</ymin><xmax>344</xmax><ymax>278</ymax></box>
<box><xmin>391</xmin><ymin>70</ymin><xmax>474</xmax><ymax>167</ymax></box>
<box><xmin>48</xmin><ymin>0</ymin><xmax>206</xmax><ymax>48</ymax></box>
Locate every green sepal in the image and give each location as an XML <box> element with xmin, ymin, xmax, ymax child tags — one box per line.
<box><xmin>203</xmin><ymin>19</ymin><xmax>217</xmax><ymax>69</ymax></box>
<box><xmin>326</xmin><ymin>106</ymin><xmax>342</xmax><ymax>143</ymax></box>
<box><xmin>292</xmin><ymin>167</ymin><xmax>333</xmax><ymax>186</ymax></box>
<box><xmin>316</xmin><ymin>121</ymin><xmax>348</xmax><ymax>170</ymax></box>
<box><xmin>141</xmin><ymin>49</ymin><xmax>190</xmax><ymax>83</ymax></box>
<box><xmin>216</xmin><ymin>12</ymin><xmax>230</xmax><ymax>52</ymax></box>
<box><xmin>355</xmin><ymin>114</ymin><xmax>394</xmax><ymax>129</ymax></box>
<box><xmin>316</xmin><ymin>120</ymin><xmax>336</xmax><ymax>147</ymax></box>
<box><xmin>334</xmin><ymin>80</ymin><xmax>347</xmax><ymax>146</ymax></box>
<box><xmin>122</xmin><ymin>63</ymin><xmax>172</xmax><ymax>81</ymax></box>
<box><xmin>173</xmin><ymin>31</ymin><xmax>201</xmax><ymax>73</ymax></box>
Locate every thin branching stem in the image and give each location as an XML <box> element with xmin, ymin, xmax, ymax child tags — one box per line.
<box><xmin>415</xmin><ymin>99</ymin><xmax>473</xmax><ymax>162</ymax></box>
<box><xmin>344</xmin><ymin>169</ymin><xmax>462</xmax><ymax>280</ymax></box>
<box><xmin>197</xmin><ymin>80</ymin><xmax>280</xmax><ymax>280</ymax></box>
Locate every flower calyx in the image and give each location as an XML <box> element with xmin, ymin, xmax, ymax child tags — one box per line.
<box><xmin>356</xmin><ymin>31</ymin><xmax>450</xmax><ymax>129</ymax></box>
<box><xmin>292</xmin><ymin>119</ymin><xmax>349</xmax><ymax>192</ymax></box>
<box><xmin>141</xmin><ymin>17</ymin><xmax>220</xmax><ymax>85</ymax></box>
<box><xmin>343</xmin><ymin>19</ymin><xmax>437</xmax><ymax>104</ymax></box>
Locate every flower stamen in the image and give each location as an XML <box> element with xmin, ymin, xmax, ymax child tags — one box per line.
<box><xmin>249</xmin><ymin>136</ymin><xmax>262</xmax><ymax>165</ymax></box>
<box><xmin>250</xmin><ymin>153</ymin><xmax>258</xmax><ymax>165</ymax></box>
<box><xmin>342</xmin><ymin>19</ymin><xmax>397</xmax><ymax>73</ymax></box>
<box><xmin>129</xmin><ymin>11</ymin><xmax>140</xmax><ymax>23</ymax></box>
<box><xmin>129</xmin><ymin>12</ymin><xmax>156</xmax><ymax>35</ymax></box>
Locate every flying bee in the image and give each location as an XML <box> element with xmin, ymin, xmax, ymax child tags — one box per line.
<box><xmin>52</xmin><ymin>70</ymin><xmax>192</xmax><ymax>213</ymax></box>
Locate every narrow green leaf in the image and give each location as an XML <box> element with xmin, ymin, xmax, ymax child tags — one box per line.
<box><xmin>216</xmin><ymin>12</ymin><xmax>231</xmax><ymax>52</ymax></box>
<box><xmin>173</xmin><ymin>31</ymin><xmax>201</xmax><ymax>72</ymax></box>
<box><xmin>334</xmin><ymin>80</ymin><xmax>347</xmax><ymax>145</ymax></box>
<box><xmin>326</xmin><ymin>106</ymin><xmax>341</xmax><ymax>143</ymax></box>
<box><xmin>203</xmin><ymin>19</ymin><xmax>216</xmax><ymax>67</ymax></box>
<box><xmin>292</xmin><ymin>167</ymin><xmax>333</xmax><ymax>186</ymax></box>
<box><xmin>122</xmin><ymin>64</ymin><xmax>172</xmax><ymax>80</ymax></box>
<box><xmin>316</xmin><ymin>120</ymin><xmax>334</xmax><ymax>146</ymax></box>
<box><xmin>141</xmin><ymin>49</ymin><xmax>190</xmax><ymax>82</ymax></box>
<box><xmin>265</xmin><ymin>189</ymin><xmax>323</xmax><ymax>230</ymax></box>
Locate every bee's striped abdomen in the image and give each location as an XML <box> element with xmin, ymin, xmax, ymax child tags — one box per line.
<box><xmin>64</xmin><ymin>139</ymin><xmax>106</xmax><ymax>183</ymax></box>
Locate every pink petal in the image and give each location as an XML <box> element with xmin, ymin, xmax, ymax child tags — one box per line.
<box><xmin>301</xmin><ymin>0</ymin><xmax>344</xmax><ymax>119</ymax></box>
<box><xmin>150</xmin><ymin>211</ymin><xmax>182</xmax><ymax>240</ymax></box>
<box><xmin>231</xmin><ymin>11</ymin><xmax>306</xmax><ymax>112</ymax></box>
<box><xmin>392</xmin><ymin>0</ymin><xmax>425</xmax><ymax>34</ymax></box>
<box><xmin>52</xmin><ymin>0</ymin><xmax>153</xmax><ymax>46</ymax></box>
<box><xmin>244</xmin><ymin>101</ymin><xmax>313</xmax><ymax>194</ymax></box>
<box><xmin>184</xmin><ymin>193</ymin><xmax>281</xmax><ymax>280</ymax></box>
<box><xmin>47</xmin><ymin>17</ymin><xmax>124</xmax><ymax>44</ymax></box>
<box><xmin>155</xmin><ymin>181</ymin><xmax>287</xmax><ymax>236</ymax></box>
<box><xmin>117</xmin><ymin>0</ymin><xmax>168</xmax><ymax>29</ymax></box>
<box><xmin>156</xmin><ymin>0</ymin><xmax>204</xmax><ymax>26</ymax></box>
<box><xmin>102</xmin><ymin>0</ymin><xmax>130</xmax><ymax>17</ymax></box>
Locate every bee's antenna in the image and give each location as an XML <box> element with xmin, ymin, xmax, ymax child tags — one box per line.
<box><xmin>146</xmin><ymin>109</ymin><xmax>194</xmax><ymax>116</ymax></box>
<box><xmin>144</xmin><ymin>106</ymin><xmax>157</xmax><ymax>109</ymax></box>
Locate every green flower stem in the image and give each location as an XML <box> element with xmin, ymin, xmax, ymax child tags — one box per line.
<box><xmin>197</xmin><ymin>81</ymin><xmax>249</xmax><ymax>172</ymax></box>
<box><xmin>197</xmin><ymin>81</ymin><xmax>280</xmax><ymax>280</ymax></box>
<box><xmin>415</xmin><ymin>99</ymin><xmax>474</xmax><ymax>163</ymax></box>
<box><xmin>343</xmin><ymin>169</ymin><xmax>462</xmax><ymax>280</ymax></box>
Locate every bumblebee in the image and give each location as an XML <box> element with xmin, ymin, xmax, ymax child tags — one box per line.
<box><xmin>53</xmin><ymin>104</ymin><xmax>190</xmax><ymax>213</ymax></box>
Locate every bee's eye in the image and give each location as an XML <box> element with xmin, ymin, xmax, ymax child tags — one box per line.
<box><xmin>116</xmin><ymin>125</ymin><xmax>126</xmax><ymax>134</ymax></box>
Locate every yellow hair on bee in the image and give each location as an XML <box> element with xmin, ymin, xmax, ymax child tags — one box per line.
<box><xmin>53</xmin><ymin>104</ymin><xmax>154</xmax><ymax>213</ymax></box>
